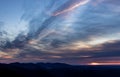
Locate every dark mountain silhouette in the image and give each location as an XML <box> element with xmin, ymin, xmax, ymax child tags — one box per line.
<box><xmin>0</xmin><ymin>63</ymin><xmax>120</xmax><ymax>77</ymax></box>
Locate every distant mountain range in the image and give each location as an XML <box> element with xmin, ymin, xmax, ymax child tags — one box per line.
<box><xmin>0</xmin><ymin>63</ymin><xmax>120</xmax><ymax>77</ymax></box>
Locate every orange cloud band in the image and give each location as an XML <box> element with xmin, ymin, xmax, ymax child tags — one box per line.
<box><xmin>53</xmin><ymin>0</ymin><xmax>90</xmax><ymax>16</ymax></box>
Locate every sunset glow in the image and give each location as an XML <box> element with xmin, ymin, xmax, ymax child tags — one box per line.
<box><xmin>0</xmin><ymin>0</ymin><xmax>120</xmax><ymax>65</ymax></box>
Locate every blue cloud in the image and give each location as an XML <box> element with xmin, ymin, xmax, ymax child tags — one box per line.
<box><xmin>0</xmin><ymin>0</ymin><xmax>120</xmax><ymax>64</ymax></box>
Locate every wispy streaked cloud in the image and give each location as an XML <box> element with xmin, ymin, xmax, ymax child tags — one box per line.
<box><xmin>0</xmin><ymin>0</ymin><xmax>120</xmax><ymax>64</ymax></box>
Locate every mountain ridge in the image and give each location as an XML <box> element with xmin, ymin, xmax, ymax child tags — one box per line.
<box><xmin>0</xmin><ymin>62</ymin><xmax>120</xmax><ymax>77</ymax></box>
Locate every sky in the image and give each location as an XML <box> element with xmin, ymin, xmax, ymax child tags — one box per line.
<box><xmin>0</xmin><ymin>0</ymin><xmax>120</xmax><ymax>65</ymax></box>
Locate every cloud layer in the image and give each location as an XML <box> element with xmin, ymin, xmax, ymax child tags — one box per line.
<box><xmin>0</xmin><ymin>0</ymin><xmax>120</xmax><ymax>64</ymax></box>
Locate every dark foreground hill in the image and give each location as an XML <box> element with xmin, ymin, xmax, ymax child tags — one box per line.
<box><xmin>0</xmin><ymin>63</ymin><xmax>120</xmax><ymax>77</ymax></box>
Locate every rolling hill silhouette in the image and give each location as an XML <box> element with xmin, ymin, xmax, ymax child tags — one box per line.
<box><xmin>0</xmin><ymin>63</ymin><xmax>120</xmax><ymax>77</ymax></box>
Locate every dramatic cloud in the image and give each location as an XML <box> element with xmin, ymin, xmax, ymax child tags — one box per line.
<box><xmin>0</xmin><ymin>0</ymin><xmax>120</xmax><ymax>64</ymax></box>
